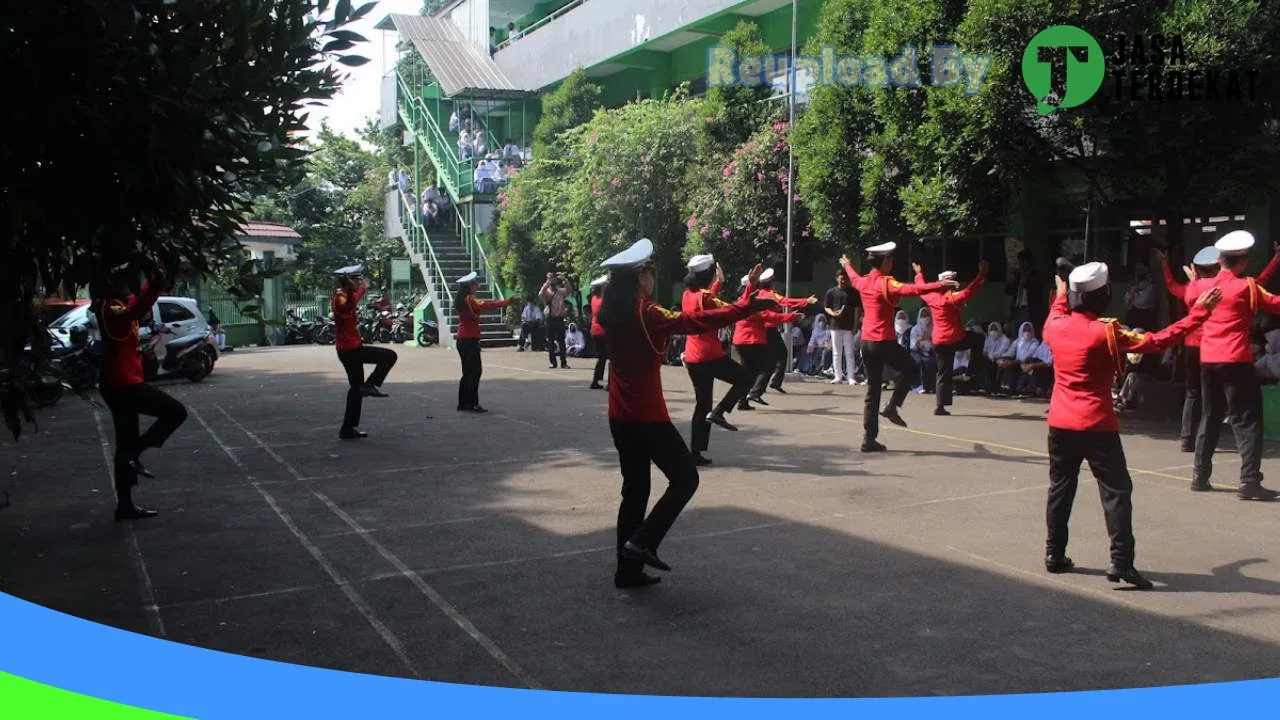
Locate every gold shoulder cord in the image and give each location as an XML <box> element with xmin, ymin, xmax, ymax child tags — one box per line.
<box><xmin>1248</xmin><ymin>277</ymin><xmax>1259</xmax><ymax>314</ymax></box>
<box><xmin>1103</xmin><ymin>321</ymin><xmax>1127</xmax><ymax>376</ymax></box>
<box><xmin>638</xmin><ymin>302</ymin><xmax>667</xmax><ymax>357</ymax></box>
<box><xmin>97</xmin><ymin>301</ymin><xmax>137</xmax><ymax>344</ymax></box>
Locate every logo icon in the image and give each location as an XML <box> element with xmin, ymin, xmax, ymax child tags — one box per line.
<box><xmin>1022</xmin><ymin>25</ymin><xmax>1105</xmax><ymax>115</ymax></box>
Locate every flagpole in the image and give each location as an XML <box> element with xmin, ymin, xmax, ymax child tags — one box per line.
<box><xmin>784</xmin><ymin>0</ymin><xmax>797</xmax><ymax>376</ymax></box>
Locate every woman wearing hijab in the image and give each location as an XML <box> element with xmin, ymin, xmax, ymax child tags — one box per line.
<box><xmin>1019</xmin><ymin>338</ymin><xmax>1054</xmax><ymax>398</ymax></box>
<box><xmin>999</xmin><ymin>321</ymin><xmax>1040</xmax><ymax>395</ymax></box>
<box><xmin>454</xmin><ymin>273</ymin><xmax>517</xmax><ymax>413</ymax></box>
<box><xmin>909</xmin><ymin>307</ymin><xmax>937</xmax><ymax>394</ymax></box>
<box><xmin>589</xmin><ymin>275</ymin><xmax>609</xmax><ymax>390</ymax></box>
<box><xmin>983</xmin><ymin>321</ymin><xmax>1012</xmax><ymax>394</ymax></box>
<box><xmin>597</xmin><ymin>239</ymin><xmax>776</xmax><ymax>589</ymax></box>
<box><xmin>883</xmin><ymin>310</ymin><xmax>912</xmax><ymax>388</ymax></box>
<box><xmin>565</xmin><ymin>322</ymin><xmax>586</xmax><ymax>357</ymax></box>
<box><xmin>681</xmin><ymin>255</ymin><xmax>758</xmax><ymax>467</ymax></box>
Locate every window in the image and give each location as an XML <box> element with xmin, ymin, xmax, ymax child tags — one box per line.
<box><xmin>159</xmin><ymin>302</ymin><xmax>195</xmax><ymax>324</ymax></box>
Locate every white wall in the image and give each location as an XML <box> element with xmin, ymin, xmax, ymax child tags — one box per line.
<box><xmin>448</xmin><ymin>0</ymin><xmax>492</xmax><ymax>54</ymax></box>
<box><xmin>243</xmin><ymin>240</ymin><xmax>295</xmax><ymax>260</ymax></box>
<box><xmin>493</xmin><ymin>0</ymin><xmax>741</xmax><ymax>91</ymax></box>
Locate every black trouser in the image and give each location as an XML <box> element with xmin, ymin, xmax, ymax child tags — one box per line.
<box><xmin>546</xmin><ymin>316</ymin><xmax>567</xmax><ymax>365</ymax></box>
<box><xmin>1046</xmin><ymin>428</ymin><xmax>1135</xmax><ymax>567</ymax></box>
<box><xmin>764</xmin><ymin>327</ymin><xmax>788</xmax><ymax>391</ymax></box>
<box><xmin>1180</xmin><ymin>345</ymin><xmax>1202</xmax><ymax>450</ymax></box>
<box><xmin>1195</xmin><ymin>362</ymin><xmax>1265</xmax><ymax>488</ymax></box>
<box><xmin>686</xmin><ymin>356</ymin><xmax>754</xmax><ymax>453</ymax></box>
<box><xmin>861</xmin><ymin>340</ymin><xmax>916</xmax><ymax>443</ymax></box>
<box><xmin>100</xmin><ymin>383</ymin><xmax>188</xmax><ymax>501</ymax></box>
<box><xmin>592</xmin><ymin>334</ymin><xmax>609</xmax><ymax>385</ymax></box>
<box><xmin>734</xmin><ymin>343</ymin><xmax>772</xmax><ymax>406</ymax></box>
<box><xmin>934</xmin><ymin>331</ymin><xmax>986</xmax><ymax>409</ymax></box>
<box><xmin>610</xmin><ymin>421</ymin><xmax>700</xmax><ymax>574</ymax></box>
<box><xmin>338</xmin><ymin>346</ymin><xmax>397</xmax><ymax>429</ymax></box>
<box><xmin>456</xmin><ymin>338</ymin><xmax>482</xmax><ymax>409</ymax></box>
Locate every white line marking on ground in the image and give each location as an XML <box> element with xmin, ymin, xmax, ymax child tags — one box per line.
<box><xmin>189</xmin><ymin>407</ymin><xmax>421</xmax><ymax>678</ymax></box>
<box><xmin>91</xmin><ymin>411</ymin><xmax>166</xmax><ymax>638</ymax></box>
<box><xmin>214</xmin><ymin>405</ymin><xmax>541</xmax><ymax>690</ymax></box>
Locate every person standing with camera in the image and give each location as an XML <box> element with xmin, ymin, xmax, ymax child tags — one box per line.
<box><xmin>540</xmin><ymin>272</ymin><xmax>571</xmax><ymax>369</ymax></box>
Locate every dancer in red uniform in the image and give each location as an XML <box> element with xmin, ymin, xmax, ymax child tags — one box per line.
<box><xmin>681</xmin><ymin>255</ymin><xmax>759</xmax><ymax>466</ymax></box>
<box><xmin>754</xmin><ymin>270</ymin><xmax>818</xmax><ymax>396</ymax></box>
<box><xmin>331</xmin><ymin>265</ymin><xmax>397</xmax><ymax>439</ymax></box>
<box><xmin>589</xmin><ymin>275</ymin><xmax>609</xmax><ymax>390</ymax></box>
<box><xmin>455</xmin><ymin>272</ymin><xmax>517</xmax><ymax>413</ymax></box>
<box><xmin>841</xmin><ymin>243</ymin><xmax>957</xmax><ymax>451</ymax></box>
<box><xmin>914</xmin><ymin>260</ymin><xmax>989</xmax><ymax>416</ymax></box>
<box><xmin>732</xmin><ymin>269</ymin><xmax>810</xmax><ymax>407</ymax></box>
<box><xmin>597</xmin><ymin>239</ymin><xmax>777</xmax><ymax>589</ymax></box>
<box><xmin>91</xmin><ymin>263</ymin><xmax>188</xmax><ymax>521</ymax></box>
<box><xmin>1193</xmin><ymin>231</ymin><xmax>1280</xmax><ymax>500</ymax></box>
<box><xmin>1159</xmin><ymin>243</ymin><xmax>1279</xmax><ymax>453</ymax></box>
<box><xmin>1043</xmin><ymin>262</ymin><xmax>1221</xmax><ymax>589</ymax></box>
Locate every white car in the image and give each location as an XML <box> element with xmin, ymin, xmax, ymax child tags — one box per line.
<box><xmin>49</xmin><ymin>296</ymin><xmax>210</xmax><ymax>364</ymax></box>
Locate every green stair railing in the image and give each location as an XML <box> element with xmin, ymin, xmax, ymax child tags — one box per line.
<box><xmin>394</xmin><ymin>188</ymin><xmax>456</xmax><ymax>347</ymax></box>
<box><xmin>395</xmin><ymin>69</ymin><xmax>508</xmax><ymax>302</ymax></box>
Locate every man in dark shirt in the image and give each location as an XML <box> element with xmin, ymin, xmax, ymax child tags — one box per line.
<box><xmin>824</xmin><ymin>271</ymin><xmax>860</xmax><ymax>384</ymax></box>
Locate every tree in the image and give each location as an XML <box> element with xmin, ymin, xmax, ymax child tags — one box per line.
<box><xmin>2</xmin><ymin>0</ymin><xmax>376</xmax><ymax>439</ymax></box>
<box><xmin>701</xmin><ymin>20</ymin><xmax>776</xmax><ymax>155</ymax></box>
<box><xmin>532</xmin><ymin>69</ymin><xmax>604</xmax><ymax>155</ymax></box>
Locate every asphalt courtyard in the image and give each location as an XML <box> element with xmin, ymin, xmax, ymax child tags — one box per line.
<box><xmin>3</xmin><ymin>343</ymin><xmax>1280</xmax><ymax>697</ymax></box>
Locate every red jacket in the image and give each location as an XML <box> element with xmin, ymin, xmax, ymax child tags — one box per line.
<box><xmin>1197</xmin><ymin>268</ymin><xmax>1280</xmax><ymax>363</ymax></box>
<box><xmin>590</xmin><ymin>295</ymin><xmax>604</xmax><ymax>337</ymax></box>
<box><xmin>94</xmin><ymin>277</ymin><xmax>163</xmax><ymax>390</ymax></box>
<box><xmin>914</xmin><ymin>270</ymin><xmax>987</xmax><ymax>346</ymax></box>
<box><xmin>733</xmin><ymin>286</ymin><xmax>804</xmax><ymax>344</ymax></box>
<box><xmin>607</xmin><ymin>297</ymin><xmax>758</xmax><ymax>422</ymax></box>
<box><xmin>1163</xmin><ymin>257</ymin><xmax>1279</xmax><ymax>349</ymax></box>
<box><xmin>457</xmin><ymin>294</ymin><xmax>511</xmax><ymax>340</ymax></box>
<box><xmin>681</xmin><ymin>277</ymin><xmax>734</xmax><ymax>364</ymax></box>
<box><xmin>845</xmin><ymin>265</ymin><xmax>949</xmax><ymax>342</ymax></box>
<box><xmin>333</xmin><ymin>284</ymin><xmax>367</xmax><ymax>351</ymax></box>
<box><xmin>1044</xmin><ymin>291</ymin><xmax>1208</xmax><ymax>432</ymax></box>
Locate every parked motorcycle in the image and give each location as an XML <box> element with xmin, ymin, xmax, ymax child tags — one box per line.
<box><xmin>313</xmin><ymin>313</ymin><xmax>336</xmax><ymax>345</ymax></box>
<box><xmin>48</xmin><ymin>326</ymin><xmax>101</xmax><ymax>392</ymax></box>
<box><xmin>389</xmin><ymin>304</ymin><xmax>413</xmax><ymax>344</ymax></box>
<box><xmin>283</xmin><ymin>309</ymin><xmax>316</xmax><ymax>345</ymax></box>
<box><xmin>417</xmin><ymin>318</ymin><xmax>439</xmax><ymax>347</ymax></box>
<box><xmin>139</xmin><ymin>322</ymin><xmax>218</xmax><ymax>382</ymax></box>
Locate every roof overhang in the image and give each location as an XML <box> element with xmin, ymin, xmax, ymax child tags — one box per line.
<box><xmin>376</xmin><ymin>13</ymin><xmax>539</xmax><ymax>100</ymax></box>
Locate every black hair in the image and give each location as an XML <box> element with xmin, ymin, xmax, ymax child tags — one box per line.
<box><xmin>1223</xmin><ymin>254</ymin><xmax>1250</xmax><ymax>273</ymax></box>
<box><xmin>599</xmin><ymin>270</ymin><xmax>640</xmax><ymax>332</ymax></box>
<box><xmin>1069</xmin><ymin>285</ymin><xmax>1112</xmax><ymax>315</ymax></box>
<box><xmin>684</xmin><ymin>266</ymin><xmax>715</xmax><ymax>291</ymax></box>
<box><xmin>454</xmin><ymin>284</ymin><xmax>473</xmax><ymax>309</ymax></box>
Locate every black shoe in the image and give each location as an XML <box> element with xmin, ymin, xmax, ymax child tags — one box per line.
<box><xmin>620</xmin><ymin>541</ymin><xmax>670</xmax><ymax>571</ymax></box>
<box><xmin>934</xmin><ymin>407</ymin><xmax>950</xmax><ymax>416</ymax></box>
<box><xmin>707</xmin><ymin>412</ymin><xmax>738</xmax><ymax>432</ymax></box>
<box><xmin>737</xmin><ymin>402</ymin><xmax>754</xmax><ymax>411</ymax></box>
<box><xmin>860</xmin><ymin>441</ymin><xmax>887</xmax><ymax>452</ymax></box>
<box><xmin>749</xmin><ymin>395</ymin><xmax>768</xmax><ymax>406</ymax></box>
<box><xmin>362</xmin><ymin>384</ymin><xmax>389</xmax><ymax>398</ymax></box>
<box><xmin>614</xmin><ymin>571</ymin><xmax>661</xmax><ymax>589</ymax></box>
<box><xmin>1106</xmin><ymin>564</ymin><xmax>1154</xmax><ymax>590</ymax></box>
<box><xmin>470</xmin><ymin>406</ymin><xmax>489</xmax><ymax>413</ymax></box>
<box><xmin>881</xmin><ymin>407</ymin><xmax>907</xmax><ymax>427</ymax></box>
<box><xmin>115</xmin><ymin>505</ymin><xmax>159</xmax><ymax>521</ymax></box>
<box><xmin>1180</xmin><ymin>444</ymin><xmax>1195</xmax><ymax>453</ymax></box>
<box><xmin>561</xmin><ymin>362</ymin><xmax>569</xmax><ymax>369</ymax></box>
<box><xmin>1238</xmin><ymin>484</ymin><xmax>1279</xmax><ymax>501</ymax></box>
<box><xmin>548</xmin><ymin>362</ymin><xmax>557</xmax><ymax>369</ymax></box>
<box><xmin>693</xmin><ymin>452</ymin><xmax>712</xmax><ymax>466</ymax></box>
<box><xmin>590</xmin><ymin>382</ymin><xmax>603</xmax><ymax>390</ymax></box>
<box><xmin>771</xmin><ymin>385</ymin><xmax>786</xmax><ymax>394</ymax></box>
<box><xmin>339</xmin><ymin>427</ymin><xmax>368</xmax><ymax>440</ymax></box>
<box><xmin>127</xmin><ymin>459</ymin><xmax>155</xmax><ymax>479</ymax></box>
<box><xmin>1190</xmin><ymin>481</ymin><xmax>1212</xmax><ymax>492</ymax></box>
<box><xmin>1045</xmin><ymin>555</ymin><xmax>1074</xmax><ymax>574</ymax></box>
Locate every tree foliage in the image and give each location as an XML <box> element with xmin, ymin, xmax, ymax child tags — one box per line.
<box><xmin>532</xmin><ymin>69</ymin><xmax>605</xmax><ymax>155</ymax></box>
<box><xmin>2</xmin><ymin>0</ymin><xmax>376</xmax><ymax>439</ymax></box>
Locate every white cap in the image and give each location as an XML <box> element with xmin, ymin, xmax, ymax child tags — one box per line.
<box><xmin>1193</xmin><ymin>246</ymin><xmax>1221</xmax><ymax>266</ymax></box>
<box><xmin>938</xmin><ymin>270</ymin><xmax>957</xmax><ymax>282</ymax></box>
<box><xmin>1068</xmin><ymin>261</ymin><xmax>1109</xmax><ymax>293</ymax></box>
<box><xmin>759</xmin><ymin>268</ymin><xmax>775</xmax><ymax>283</ymax></box>
<box><xmin>867</xmin><ymin>241</ymin><xmax>897</xmax><ymax>256</ymax></box>
<box><xmin>589</xmin><ymin>274</ymin><xmax>609</xmax><ymax>288</ymax></box>
<box><xmin>686</xmin><ymin>254</ymin><xmax>715</xmax><ymax>272</ymax></box>
<box><xmin>457</xmin><ymin>272</ymin><xmax>479</xmax><ymax>284</ymax></box>
<box><xmin>600</xmin><ymin>238</ymin><xmax>654</xmax><ymax>270</ymax></box>
<box><xmin>1215</xmin><ymin>230</ymin><xmax>1256</xmax><ymax>257</ymax></box>
<box><xmin>333</xmin><ymin>264</ymin><xmax>364</xmax><ymax>277</ymax></box>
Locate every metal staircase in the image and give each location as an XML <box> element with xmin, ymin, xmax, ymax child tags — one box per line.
<box><xmin>393</xmin><ymin>190</ymin><xmax>515</xmax><ymax>348</ymax></box>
